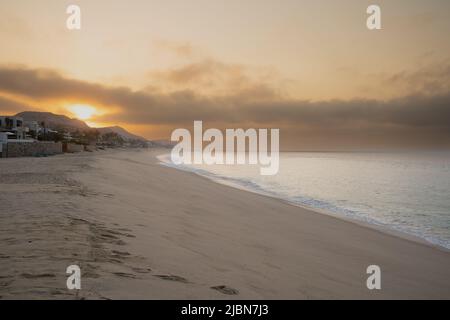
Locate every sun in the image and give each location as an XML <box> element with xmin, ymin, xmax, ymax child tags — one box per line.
<box><xmin>67</xmin><ymin>104</ymin><xmax>97</xmax><ymax>120</ymax></box>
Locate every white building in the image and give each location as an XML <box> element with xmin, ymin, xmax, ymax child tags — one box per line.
<box><xmin>23</xmin><ymin>120</ymin><xmax>41</xmax><ymax>137</ymax></box>
<box><xmin>0</xmin><ymin>116</ymin><xmax>28</xmax><ymax>140</ymax></box>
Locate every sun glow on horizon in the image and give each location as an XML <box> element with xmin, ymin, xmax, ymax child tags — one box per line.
<box><xmin>67</xmin><ymin>104</ymin><xmax>98</xmax><ymax>120</ymax></box>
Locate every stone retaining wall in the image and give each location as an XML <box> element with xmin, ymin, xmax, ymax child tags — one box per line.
<box><xmin>4</xmin><ymin>141</ymin><xmax>63</xmax><ymax>158</ymax></box>
<box><xmin>63</xmin><ymin>143</ymin><xmax>84</xmax><ymax>153</ymax></box>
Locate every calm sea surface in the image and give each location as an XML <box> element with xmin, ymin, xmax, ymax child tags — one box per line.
<box><xmin>159</xmin><ymin>152</ymin><xmax>450</xmax><ymax>249</ymax></box>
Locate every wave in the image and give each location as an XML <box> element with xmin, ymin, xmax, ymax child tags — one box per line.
<box><xmin>157</xmin><ymin>153</ymin><xmax>450</xmax><ymax>249</ymax></box>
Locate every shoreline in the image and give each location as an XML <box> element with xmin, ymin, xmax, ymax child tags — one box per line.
<box><xmin>1</xmin><ymin>148</ymin><xmax>449</xmax><ymax>299</ymax></box>
<box><xmin>157</xmin><ymin>152</ymin><xmax>449</xmax><ymax>253</ymax></box>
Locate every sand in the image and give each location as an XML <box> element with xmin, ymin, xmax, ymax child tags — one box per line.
<box><xmin>0</xmin><ymin>149</ymin><xmax>449</xmax><ymax>299</ymax></box>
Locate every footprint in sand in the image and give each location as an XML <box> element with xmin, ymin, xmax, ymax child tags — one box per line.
<box><xmin>154</xmin><ymin>274</ymin><xmax>188</xmax><ymax>283</ymax></box>
<box><xmin>99</xmin><ymin>233</ymin><xmax>119</xmax><ymax>240</ymax></box>
<box><xmin>21</xmin><ymin>273</ymin><xmax>55</xmax><ymax>279</ymax></box>
<box><xmin>114</xmin><ymin>240</ymin><xmax>127</xmax><ymax>246</ymax></box>
<box><xmin>210</xmin><ymin>285</ymin><xmax>239</xmax><ymax>295</ymax></box>
<box><xmin>0</xmin><ymin>280</ymin><xmax>13</xmax><ymax>288</ymax></box>
<box><xmin>131</xmin><ymin>267</ymin><xmax>152</xmax><ymax>274</ymax></box>
<box><xmin>83</xmin><ymin>271</ymin><xmax>101</xmax><ymax>279</ymax></box>
<box><xmin>111</xmin><ymin>250</ymin><xmax>131</xmax><ymax>258</ymax></box>
<box><xmin>113</xmin><ymin>272</ymin><xmax>137</xmax><ymax>279</ymax></box>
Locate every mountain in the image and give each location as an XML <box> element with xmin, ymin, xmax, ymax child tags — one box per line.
<box><xmin>16</xmin><ymin>111</ymin><xmax>90</xmax><ymax>131</ymax></box>
<box><xmin>15</xmin><ymin>111</ymin><xmax>146</xmax><ymax>142</ymax></box>
<box><xmin>97</xmin><ymin>126</ymin><xmax>146</xmax><ymax>142</ymax></box>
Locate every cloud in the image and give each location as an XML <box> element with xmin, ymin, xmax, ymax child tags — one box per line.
<box><xmin>385</xmin><ymin>61</ymin><xmax>450</xmax><ymax>95</ymax></box>
<box><xmin>152</xmin><ymin>40</ymin><xmax>196</xmax><ymax>58</ymax></box>
<box><xmin>152</xmin><ymin>59</ymin><xmax>231</xmax><ymax>84</ymax></box>
<box><xmin>148</xmin><ymin>58</ymin><xmax>282</xmax><ymax>97</ymax></box>
<box><xmin>0</xmin><ymin>65</ymin><xmax>449</xmax><ymax>149</ymax></box>
<box><xmin>333</xmin><ymin>59</ymin><xmax>450</xmax><ymax>100</ymax></box>
<box><xmin>0</xmin><ymin>95</ymin><xmax>28</xmax><ymax>114</ymax></box>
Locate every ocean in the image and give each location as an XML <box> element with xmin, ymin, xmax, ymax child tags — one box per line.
<box><xmin>159</xmin><ymin>152</ymin><xmax>450</xmax><ymax>249</ymax></box>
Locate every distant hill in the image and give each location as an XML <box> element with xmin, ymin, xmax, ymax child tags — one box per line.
<box><xmin>97</xmin><ymin>126</ymin><xmax>147</xmax><ymax>142</ymax></box>
<box><xmin>148</xmin><ymin>139</ymin><xmax>176</xmax><ymax>148</ymax></box>
<box><xmin>16</xmin><ymin>111</ymin><xmax>90</xmax><ymax>131</ymax></box>
<box><xmin>15</xmin><ymin>111</ymin><xmax>147</xmax><ymax>142</ymax></box>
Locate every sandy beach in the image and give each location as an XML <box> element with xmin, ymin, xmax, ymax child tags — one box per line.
<box><xmin>0</xmin><ymin>149</ymin><xmax>449</xmax><ymax>299</ymax></box>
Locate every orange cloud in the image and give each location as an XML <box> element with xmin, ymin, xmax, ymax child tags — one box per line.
<box><xmin>1</xmin><ymin>65</ymin><xmax>449</xmax><ymax>150</ymax></box>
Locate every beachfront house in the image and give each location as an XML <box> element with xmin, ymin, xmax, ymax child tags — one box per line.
<box><xmin>23</xmin><ymin>120</ymin><xmax>41</xmax><ymax>139</ymax></box>
<box><xmin>0</xmin><ymin>116</ymin><xmax>28</xmax><ymax>140</ymax></box>
<box><xmin>0</xmin><ymin>116</ymin><xmax>34</xmax><ymax>157</ymax></box>
<box><xmin>0</xmin><ymin>116</ymin><xmax>63</xmax><ymax>158</ymax></box>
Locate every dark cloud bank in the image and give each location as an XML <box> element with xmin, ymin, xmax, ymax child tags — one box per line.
<box><xmin>0</xmin><ymin>66</ymin><xmax>449</xmax><ymax>150</ymax></box>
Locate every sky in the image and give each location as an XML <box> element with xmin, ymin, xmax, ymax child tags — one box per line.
<box><xmin>0</xmin><ymin>0</ymin><xmax>449</xmax><ymax>150</ymax></box>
